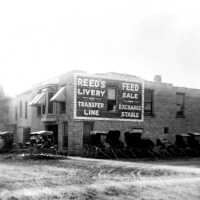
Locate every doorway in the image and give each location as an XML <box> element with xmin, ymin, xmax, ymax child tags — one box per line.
<box><xmin>45</xmin><ymin>124</ymin><xmax>58</xmax><ymax>145</ymax></box>
<box><xmin>83</xmin><ymin>121</ymin><xmax>94</xmax><ymax>145</ymax></box>
<box><xmin>63</xmin><ymin>122</ymin><xmax>68</xmax><ymax>149</ymax></box>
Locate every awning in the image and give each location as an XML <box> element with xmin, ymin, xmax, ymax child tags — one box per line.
<box><xmin>29</xmin><ymin>93</ymin><xmax>46</xmax><ymax>106</ymax></box>
<box><xmin>189</xmin><ymin>132</ymin><xmax>200</xmax><ymax>136</ymax></box>
<box><xmin>50</xmin><ymin>86</ymin><xmax>66</xmax><ymax>102</ymax></box>
<box><xmin>0</xmin><ymin>131</ymin><xmax>13</xmax><ymax>135</ymax></box>
<box><xmin>30</xmin><ymin>130</ymin><xmax>53</xmax><ymax>136</ymax></box>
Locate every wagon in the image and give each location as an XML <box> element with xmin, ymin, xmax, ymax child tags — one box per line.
<box><xmin>29</xmin><ymin>130</ymin><xmax>57</xmax><ymax>155</ymax></box>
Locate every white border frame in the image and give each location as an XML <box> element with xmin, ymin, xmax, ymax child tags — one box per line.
<box><xmin>73</xmin><ymin>73</ymin><xmax>144</xmax><ymax>122</ymax></box>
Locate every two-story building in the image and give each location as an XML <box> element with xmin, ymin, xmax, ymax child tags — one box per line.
<box><xmin>8</xmin><ymin>71</ymin><xmax>200</xmax><ymax>155</ymax></box>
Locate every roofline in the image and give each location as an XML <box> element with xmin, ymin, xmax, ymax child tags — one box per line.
<box><xmin>12</xmin><ymin>70</ymin><xmax>200</xmax><ymax>96</ymax></box>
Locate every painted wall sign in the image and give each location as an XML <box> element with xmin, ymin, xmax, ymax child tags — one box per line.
<box><xmin>74</xmin><ymin>74</ymin><xmax>144</xmax><ymax>121</ymax></box>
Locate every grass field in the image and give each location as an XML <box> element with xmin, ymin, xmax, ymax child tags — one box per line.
<box><xmin>0</xmin><ymin>155</ymin><xmax>200</xmax><ymax>200</ymax></box>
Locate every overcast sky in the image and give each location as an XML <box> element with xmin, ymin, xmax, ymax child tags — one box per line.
<box><xmin>1</xmin><ymin>0</ymin><xmax>200</xmax><ymax>96</ymax></box>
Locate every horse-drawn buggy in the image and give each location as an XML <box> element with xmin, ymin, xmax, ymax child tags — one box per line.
<box><xmin>29</xmin><ymin>130</ymin><xmax>57</xmax><ymax>155</ymax></box>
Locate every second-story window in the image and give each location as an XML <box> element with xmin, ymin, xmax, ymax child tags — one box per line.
<box><xmin>144</xmin><ymin>89</ymin><xmax>154</xmax><ymax>116</ymax></box>
<box><xmin>25</xmin><ymin>101</ymin><xmax>28</xmax><ymax>119</ymax></box>
<box><xmin>48</xmin><ymin>93</ymin><xmax>54</xmax><ymax>114</ymax></box>
<box><xmin>37</xmin><ymin>106</ymin><xmax>41</xmax><ymax>117</ymax></box>
<box><xmin>19</xmin><ymin>100</ymin><xmax>22</xmax><ymax>118</ymax></box>
<box><xmin>176</xmin><ymin>92</ymin><xmax>185</xmax><ymax>118</ymax></box>
<box><xmin>15</xmin><ymin>106</ymin><xmax>18</xmax><ymax>120</ymax></box>
<box><xmin>42</xmin><ymin>104</ymin><xmax>46</xmax><ymax>114</ymax></box>
<box><xmin>107</xmin><ymin>88</ymin><xmax>117</xmax><ymax>111</ymax></box>
<box><xmin>60</xmin><ymin>102</ymin><xmax>66</xmax><ymax>113</ymax></box>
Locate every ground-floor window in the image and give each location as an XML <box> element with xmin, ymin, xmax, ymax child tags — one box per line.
<box><xmin>63</xmin><ymin>122</ymin><xmax>68</xmax><ymax>149</ymax></box>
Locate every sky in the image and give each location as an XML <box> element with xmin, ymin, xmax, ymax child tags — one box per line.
<box><xmin>1</xmin><ymin>0</ymin><xmax>200</xmax><ymax>96</ymax></box>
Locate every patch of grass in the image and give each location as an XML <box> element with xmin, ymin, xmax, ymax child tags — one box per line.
<box><xmin>104</xmin><ymin>186</ymin><xmax>122</xmax><ymax>196</ymax></box>
<box><xmin>1</xmin><ymin>156</ymin><xmax>200</xmax><ymax>200</ymax></box>
<box><xmin>83</xmin><ymin>188</ymin><xmax>97</xmax><ymax>200</ymax></box>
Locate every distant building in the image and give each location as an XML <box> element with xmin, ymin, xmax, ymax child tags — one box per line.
<box><xmin>0</xmin><ymin>85</ymin><xmax>10</xmax><ymax>131</ymax></box>
<box><xmin>8</xmin><ymin>71</ymin><xmax>200</xmax><ymax>155</ymax></box>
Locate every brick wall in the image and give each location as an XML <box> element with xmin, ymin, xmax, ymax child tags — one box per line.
<box><xmin>65</xmin><ymin>72</ymin><xmax>200</xmax><ymax>154</ymax></box>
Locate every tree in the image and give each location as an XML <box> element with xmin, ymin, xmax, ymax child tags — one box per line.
<box><xmin>0</xmin><ymin>85</ymin><xmax>10</xmax><ymax>130</ymax></box>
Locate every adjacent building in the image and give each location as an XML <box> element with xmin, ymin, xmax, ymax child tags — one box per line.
<box><xmin>8</xmin><ymin>71</ymin><xmax>200</xmax><ymax>155</ymax></box>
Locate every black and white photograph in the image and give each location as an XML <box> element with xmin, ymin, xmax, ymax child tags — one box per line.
<box><xmin>1</xmin><ymin>0</ymin><xmax>200</xmax><ymax>199</ymax></box>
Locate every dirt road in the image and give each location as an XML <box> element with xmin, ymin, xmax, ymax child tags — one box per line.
<box><xmin>0</xmin><ymin>156</ymin><xmax>200</xmax><ymax>199</ymax></box>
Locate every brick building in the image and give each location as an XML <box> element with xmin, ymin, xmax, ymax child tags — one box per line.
<box><xmin>8</xmin><ymin>71</ymin><xmax>200</xmax><ymax>155</ymax></box>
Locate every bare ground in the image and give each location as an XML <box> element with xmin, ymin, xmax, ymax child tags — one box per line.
<box><xmin>0</xmin><ymin>155</ymin><xmax>200</xmax><ymax>200</ymax></box>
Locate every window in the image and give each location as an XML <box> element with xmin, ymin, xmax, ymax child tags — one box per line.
<box><xmin>63</xmin><ymin>122</ymin><xmax>68</xmax><ymax>149</ymax></box>
<box><xmin>48</xmin><ymin>93</ymin><xmax>54</xmax><ymax>114</ymax></box>
<box><xmin>19</xmin><ymin>100</ymin><xmax>22</xmax><ymax>118</ymax></box>
<box><xmin>15</xmin><ymin>106</ymin><xmax>18</xmax><ymax>120</ymax></box>
<box><xmin>107</xmin><ymin>88</ymin><xmax>117</xmax><ymax>111</ymax></box>
<box><xmin>37</xmin><ymin>106</ymin><xmax>41</xmax><ymax>117</ymax></box>
<box><xmin>144</xmin><ymin>89</ymin><xmax>154</xmax><ymax>116</ymax></box>
<box><xmin>83</xmin><ymin>121</ymin><xmax>94</xmax><ymax>145</ymax></box>
<box><xmin>164</xmin><ymin>127</ymin><xmax>169</xmax><ymax>134</ymax></box>
<box><xmin>176</xmin><ymin>92</ymin><xmax>185</xmax><ymax>118</ymax></box>
<box><xmin>42</xmin><ymin>104</ymin><xmax>46</xmax><ymax>114</ymax></box>
<box><xmin>25</xmin><ymin>101</ymin><xmax>28</xmax><ymax>119</ymax></box>
<box><xmin>60</xmin><ymin>102</ymin><xmax>66</xmax><ymax>113</ymax></box>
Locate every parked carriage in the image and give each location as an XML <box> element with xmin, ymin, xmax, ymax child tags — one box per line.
<box><xmin>29</xmin><ymin>130</ymin><xmax>57</xmax><ymax>155</ymax></box>
<box><xmin>83</xmin><ymin>129</ymin><xmax>200</xmax><ymax>159</ymax></box>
